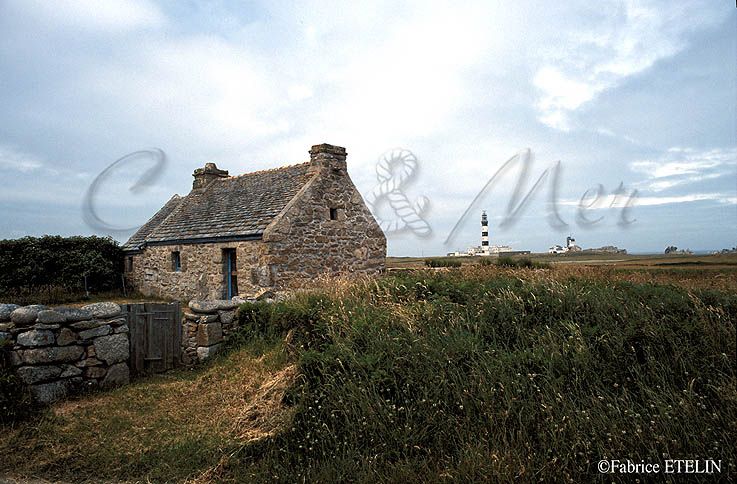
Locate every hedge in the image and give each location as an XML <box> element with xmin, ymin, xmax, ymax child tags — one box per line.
<box><xmin>0</xmin><ymin>235</ymin><xmax>123</xmax><ymax>303</ymax></box>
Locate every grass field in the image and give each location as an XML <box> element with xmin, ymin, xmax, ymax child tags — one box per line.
<box><xmin>388</xmin><ymin>252</ymin><xmax>737</xmax><ymax>270</ymax></box>
<box><xmin>1</xmin><ymin>259</ymin><xmax>735</xmax><ymax>483</ymax></box>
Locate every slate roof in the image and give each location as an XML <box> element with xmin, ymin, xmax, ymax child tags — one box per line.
<box><xmin>121</xmin><ymin>194</ymin><xmax>182</xmax><ymax>251</ymax></box>
<box><xmin>122</xmin><ymin>162</ymin><xmax>312</xmax><ymax>251</ymax></box>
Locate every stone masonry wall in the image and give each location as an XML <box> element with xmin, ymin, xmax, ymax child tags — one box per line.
<box><xmin>0</xmin><ymin>302</ymin><xmax>130</xmax><ymax>404</ymax></box>
<box><xmin>125</xmin><ymin>239</ymin><xmax>269</xmax><ymax>301</ymax></box>
<box><xmin>262</xmin><ymin>146</ymin><xmax>386</xmax><ymax>289</ymax></box>
<box><xmin>180</xmin><ymin>298</ymin><xmax>248</xmax><ymax>365</ymax></box>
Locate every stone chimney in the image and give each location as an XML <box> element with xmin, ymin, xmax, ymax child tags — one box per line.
<box><xmin>192</xmin><ymin>162</ymin><xmax>229</xmax><ymax>190</ymax></box>
<box><xmin>308</xmin><ymin>143</ymin><xmax>347</xmax><ymax>174</ymax></box>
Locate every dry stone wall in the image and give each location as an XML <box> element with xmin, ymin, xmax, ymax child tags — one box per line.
<box><xmin>0</xmin><ymin>302</ymin><xmax>130</xmax><ymax>404</ymax></box>
<box><xmin>180</xmin><ymin>298</ymin><xmax>249</xmax><ymax>364</ymax></box>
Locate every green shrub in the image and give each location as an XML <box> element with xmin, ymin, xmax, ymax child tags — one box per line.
<box><xmin>0</xmin><ymin>235</ymin><xmax>123</xmax><ymax>304</ymax></box>
<box><xmin>424</xmin><ymin>258</ymin><xmax>462</xmax><ymax>268</ymax></box>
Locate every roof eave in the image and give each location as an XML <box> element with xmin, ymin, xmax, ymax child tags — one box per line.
<box><xmin>128</xmin><ymin>233</ymin><xmax>264</xmax><ymax>250</ymax></box>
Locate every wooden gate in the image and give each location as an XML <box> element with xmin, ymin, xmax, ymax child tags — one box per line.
<box><xmin>123</xmin><ymin>302</ymin><xmax>181</xmax><ymax>375</ymax></box>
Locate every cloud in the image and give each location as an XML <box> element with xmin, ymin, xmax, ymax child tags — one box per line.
<box><xmin>560</xmin><ymin>191</ymin><xmax>736</xmax><ymax>209</ymax></box>
<box><xmin>0</xmin><ymin>1</ymin><xmax>734</xmax><ymax>254</ymax></box>
<box><xmin>532</xmin><ymin>0</ymin><xmax>725</xmax><ymax>131</ymax></box>
<box><xmin>630</xmin><ymin>193</ymin><xmax>736</xmax><ymax>207</ymax></box>
<box><xmin>594</xmin><ymin>127</ymin><xmax>641</xmax><ymax>145</ymax></box>
<box><xmin>33</xmin><ymin>0</ymin><xmax>509</xmax><ymax>180</ymax></box>
<box><xmin>534</xmin><ymin>67</ymin><xmax>599</xmax><ymax>131</ymax></box>
<box><xmin>0</xmin><ymin>145</ymin><xmax>44</xmax><ymax>172</ymax></box>
<box><xmin>287</xmin><ymin>85</ymin><xmax>314</xmax><ymax>102</ymax></box>
<box><xmin>630</xmin><ymin>146</ymin><xmax>736</xmax><ymax>191</ymax></box>
<box><xmin>296</xmin><ymin>2</ymin><xmax>497</xmax><ymax>149</ymax></box>
<box><xmin>6</xmin><ymin>0</ymin><xmax>165</xmax><ymax>32</ymax></box>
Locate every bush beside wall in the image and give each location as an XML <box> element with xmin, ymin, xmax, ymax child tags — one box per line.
<box><xmin>0</xmin><ymin>235</ymin><xmax>123</xmax><ymax>304</ymax></box>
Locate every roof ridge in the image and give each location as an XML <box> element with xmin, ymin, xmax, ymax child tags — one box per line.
<box><xmin>220</xmin><ymin>161</ymin><xmax>310</xmax><ymax>181</ymax></box>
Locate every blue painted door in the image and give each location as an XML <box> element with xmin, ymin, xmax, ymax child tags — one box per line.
<box><xmin>225</xmin><ymin>249</ymin><xmax>237</xmax><ymax>299</ymax></box>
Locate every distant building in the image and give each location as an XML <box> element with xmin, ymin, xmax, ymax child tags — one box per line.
<box><xmin>709</xmin><ymin>247</ymin><xmax>737</xmax><ymax>255</ymax></box>
<box><xmin>453</xmin><ymin>211</ymin><xmax>529</xmax><ymax>257</ymax></box>
<box><xmin>549</xmin><ymin>235</ymin><xmax>581</xmax><ymax>254</ymax></box>
<box><xmin>548</xmin><ymin>245</ymin><xmax>566</xmax><ymax>254</ymax></box>
<box><xmin>549</xmin><ymin>235</ymin><xmax>626</xmax><ymax>255</ymax></box>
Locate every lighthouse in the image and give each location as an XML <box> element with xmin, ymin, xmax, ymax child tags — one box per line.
<box><xmin>481</xmin><ymin>211</ymin><xmax>489</xmax><ymax>252</ymax></box>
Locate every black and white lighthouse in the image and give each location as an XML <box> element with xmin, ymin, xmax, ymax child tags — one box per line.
<box><xmin>481</xmin><ymin>211</ymin><xmax>489</xmax><ymax>248</ymax></box>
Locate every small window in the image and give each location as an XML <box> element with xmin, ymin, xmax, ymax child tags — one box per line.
<box><xmin>126</xmin><ymin>256</ymin><xmax>133</xmax><ymax>272</ymax></box>
<box><xmin>329</xmin><ymin>207</ymin><xmax>338</xmax><ymax>220</ymax></box>
<box><xmin>172</xmin><ymin>251</ymin><xmax>182</xmax><ymax>271</ymax></box>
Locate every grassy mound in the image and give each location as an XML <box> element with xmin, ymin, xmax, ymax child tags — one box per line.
<box><xmin>230</xmin><ymin>268</ymin><xmax>736</xmax><ymax>482</ymax></box>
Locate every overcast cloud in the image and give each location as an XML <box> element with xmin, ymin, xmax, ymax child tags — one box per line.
<box><xmin>0</xmin><ymin>0</ymin><xmax>734</xmax><ymax>254</ymax></box>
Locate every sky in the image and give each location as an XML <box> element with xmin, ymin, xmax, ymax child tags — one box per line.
<box><xmin>0</xmin><ymin>0</ymin><xmax>735</xmax><ymax>256</ymax></box>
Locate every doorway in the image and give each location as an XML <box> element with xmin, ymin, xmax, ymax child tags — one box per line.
<box><xmin>223</xmin><ymin>248</ymin><xmax>238</xmax><ymax>299</ymax></box>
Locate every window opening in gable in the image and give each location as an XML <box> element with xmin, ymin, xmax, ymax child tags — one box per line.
<box><xmin>172</xmin><ymin>251</ymin><xmax>182</xmax><ymax>271</ymax></box>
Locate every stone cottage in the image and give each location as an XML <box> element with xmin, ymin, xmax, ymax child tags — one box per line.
<box><xmin>122</xmin><ymin>144</ymin><xmax>386</xmax><ymax>300</ymax></box>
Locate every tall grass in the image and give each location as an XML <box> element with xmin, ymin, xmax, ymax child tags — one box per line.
<box><xmin>231</xmin><ymin>269</ymin><xmax>737</xmax><ymax>482</ymax></box>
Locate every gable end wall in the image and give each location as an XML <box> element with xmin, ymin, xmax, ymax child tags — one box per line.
<box><xmin>262</xmin><ymin>165</ymin><xmax>386</xmax><ymax>289</ymax></box>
